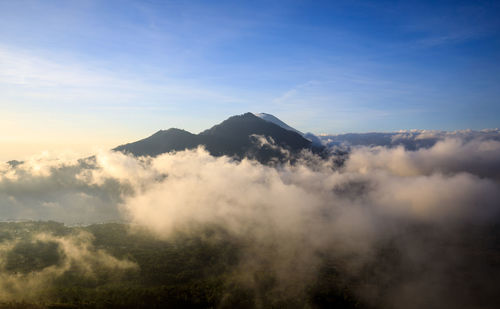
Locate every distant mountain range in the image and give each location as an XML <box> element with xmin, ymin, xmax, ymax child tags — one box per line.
<box><xmin>114</xmin><ymin>112</ymin><xmax>323</xmax><ymax>163</ymax></box>
<box><xmin>114</xmin><ymin>112</ymin><xmax>500</xmax><ymax>163</ymax></box>
<box><xmin>318</xmin><ymin>129</ymin><xmax>500</xmax><ymax>150</ymax></box>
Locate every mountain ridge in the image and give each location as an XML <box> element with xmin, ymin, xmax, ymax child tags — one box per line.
<box><xmin>253</xmin><ymin>113</ymin><xmax>304</xmax><ymax>135</ymax></box>
<box><xmin>114</xmin><ymin>112</ymin><xmax>320</xmax><ymax>163</ymax></box>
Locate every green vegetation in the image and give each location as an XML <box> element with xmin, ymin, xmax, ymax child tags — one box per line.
<box><xmin>1</xmin><ymin>221</ymin><xmax>498</xmax><ymax>308</ymax></box>
<box><xmin>0</xmin><ymin>221</ymin><xmax>361</xmax><ymax>309</ymax></box>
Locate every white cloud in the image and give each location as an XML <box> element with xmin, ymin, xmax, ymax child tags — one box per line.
<box><xmin>0</xmin><ymin>230</ymin><xmax>137</xmax><ymax>302</ymax></box>
<box><xmin>0</xmin><ymin>135</ymin><xmax>499</xmax><ymax>307</ymax></box>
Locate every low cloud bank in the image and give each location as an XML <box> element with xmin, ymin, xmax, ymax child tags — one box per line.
<box><xmin>119</xmin><ymin>141</ymin><xmax>500</xmax><ymax>308</ymax></box>
<box><xmin>320</xmin><ymin>128</ymin><xmax>500</xmax><ymax>150</ymax></box>
<box><xmin>1</xmin><ymin>134</ymin><xmax>500</xmax><ymax>307</ymax></box>
<box><xmin>346</xmin><ymin>137</ymin><xmax>500</xmax><ymax>179</ymax></box>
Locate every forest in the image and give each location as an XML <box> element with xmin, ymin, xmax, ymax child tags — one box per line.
<box><xmin>0</xmin><ymin>220</ymin><xmax>499</xmax><ymax>308</ymax></box>
<box><xmin>0</xmin><ymin>221</ymin><xmax>362</xmax><ymax>309</ymax></box>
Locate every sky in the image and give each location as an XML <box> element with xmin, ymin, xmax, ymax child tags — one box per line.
<box><xmin>1</xmin><ymin>0</ymin><xmax>499</xmax><ymax>160</ymax></box>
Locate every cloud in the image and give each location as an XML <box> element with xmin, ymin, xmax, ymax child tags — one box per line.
<box><xmin>0</xmin><ymin>230</ymin><xmax>137</xmax><ymax>302</ymax></box>
<box><xmin>117</xmin><ymin>142</ymin><xmax>499</xmax><ymax>307</ymax></box>
<box><xmin>320</xmin><ymin>129</ymin><xmax>500</xmax><ymax>151</ymax></box>
<box><xmin>0</xmin><ymin>153</ymin><xmax>126</xmax><ymax>224</ymax></box>
<box><xmin>345</xmin><ymin>137</ymin><xmax>500</xmax><ymax>179</ymax></box>
<box><xmin>0</xmin><ymin>134</ymin><xmax>499</xmax><ymax>307</ymax></box>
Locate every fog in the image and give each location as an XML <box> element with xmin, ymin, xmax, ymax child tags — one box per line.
<box><xmin>0</xmin><ymin>229</ymin><xmax>137</xmax><ymax>301</ymax></box>
<box><xmin>1</xmin><ymin>134</ymin><xmax>499</xmax><ymax>307</ymax></box>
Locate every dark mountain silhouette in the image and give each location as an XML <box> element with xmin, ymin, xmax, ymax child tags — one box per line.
<box><xmin>114</xmin><ymin>113</ymin><xmax>319</xmax><ymax>162</ymax></box>
<box><xmin>198</xmin><ymin>113</ymin><xmax>312</xmax><ymax>157</ymax></box>
<box><xmin>114</xmin><ymin>128</ymin><xmax>198</xmax><ymax>157</ymax></box>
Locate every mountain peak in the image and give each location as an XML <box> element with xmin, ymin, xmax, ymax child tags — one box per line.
<box><xmin>199</xmin><ymin>113</ymin><xmax>307</xmax><ymax>142</ymax></box>
<box><xmin>253</xmin><ymin>113</ymin><xmax>303</xmax><ymax>136</ymax></box>
<box><xmin>114</xmin><ymin>128</ymin><xmax>198</xmax><ymax>157</ymax></box>
<box><xmin>151</xmin><ymin>128</ymin><xmax>190</xmax><ymax>136</ymax></box>
<box><xmin>114</xmin><ymin>112</ymin><xmax>317</xmax><ymax>162</ymax></box>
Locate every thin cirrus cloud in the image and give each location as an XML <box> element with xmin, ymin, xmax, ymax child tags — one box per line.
<box><xmin>0</xmin><ymin>45</ymin><xmax>253</xmax><ymax>160</ymax></box>
<box><xmin>0</xmin><ymin>45</ymin><xmax>241</xmax><ymax>107</ymax></box>
<box><xmin>0</xmin><ymin>0</ymin><xmax>500</xmax><ymax>159</ymax></box>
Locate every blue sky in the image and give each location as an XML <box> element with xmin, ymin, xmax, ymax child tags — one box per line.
<box><xmin>1</xmin><ymin>0</ymin><xmax>499</xmax><ymax>159</ymax></box>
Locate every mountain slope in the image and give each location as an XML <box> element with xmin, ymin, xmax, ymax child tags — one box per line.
<box><xmin>253</xmin><ymin>113</ymin><xmax>303</xmax><ymax>135</ymax></box>
<box><xmin>114</xmin><ymin>128</ymin><xmax>199</xmax><ymax>157</ymax></box>
<box><xmin>199</xmin><ymin>112</ymin><xmax>312</xmax><ymax>160</ymax></box>
<box><xmin>114</xmin><ymin>113</ymin><xmax>315</xmax><ymax>162</ymax></box>
<box><xmin>254</xmin><ymin>113</ymin><xmax>324</xmax><ymax>147</ymax></box>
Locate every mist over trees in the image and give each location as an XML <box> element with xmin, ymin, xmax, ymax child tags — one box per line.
<box><xmin>0</xmin><ymin>127</ymin><xmax>500</xmax><ymax>308</ymax></box>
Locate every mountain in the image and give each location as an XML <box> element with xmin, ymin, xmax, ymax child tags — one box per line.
<box><xmin>114</xmin><ymin>128</ymin><xmax>199</xmax><ymax>157</ymax></box>
<box><xmin>254</xmin><ymin>113</ymin><xmax>324</xmax><ymax>147</ymax></box>
<box><xmin>114</xmin><ymin>113</ymin><xmax>318</xmax><ymax>163</ymax></box>
<box><xmin>304</xmin><ymin>132</ymin><xmax>323</xmax><ymax>147</ymax></box>
<box><xmin>253</xmin><ymin>113</ymin><xmax>303</xmax><ymax>135</ymax></box>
